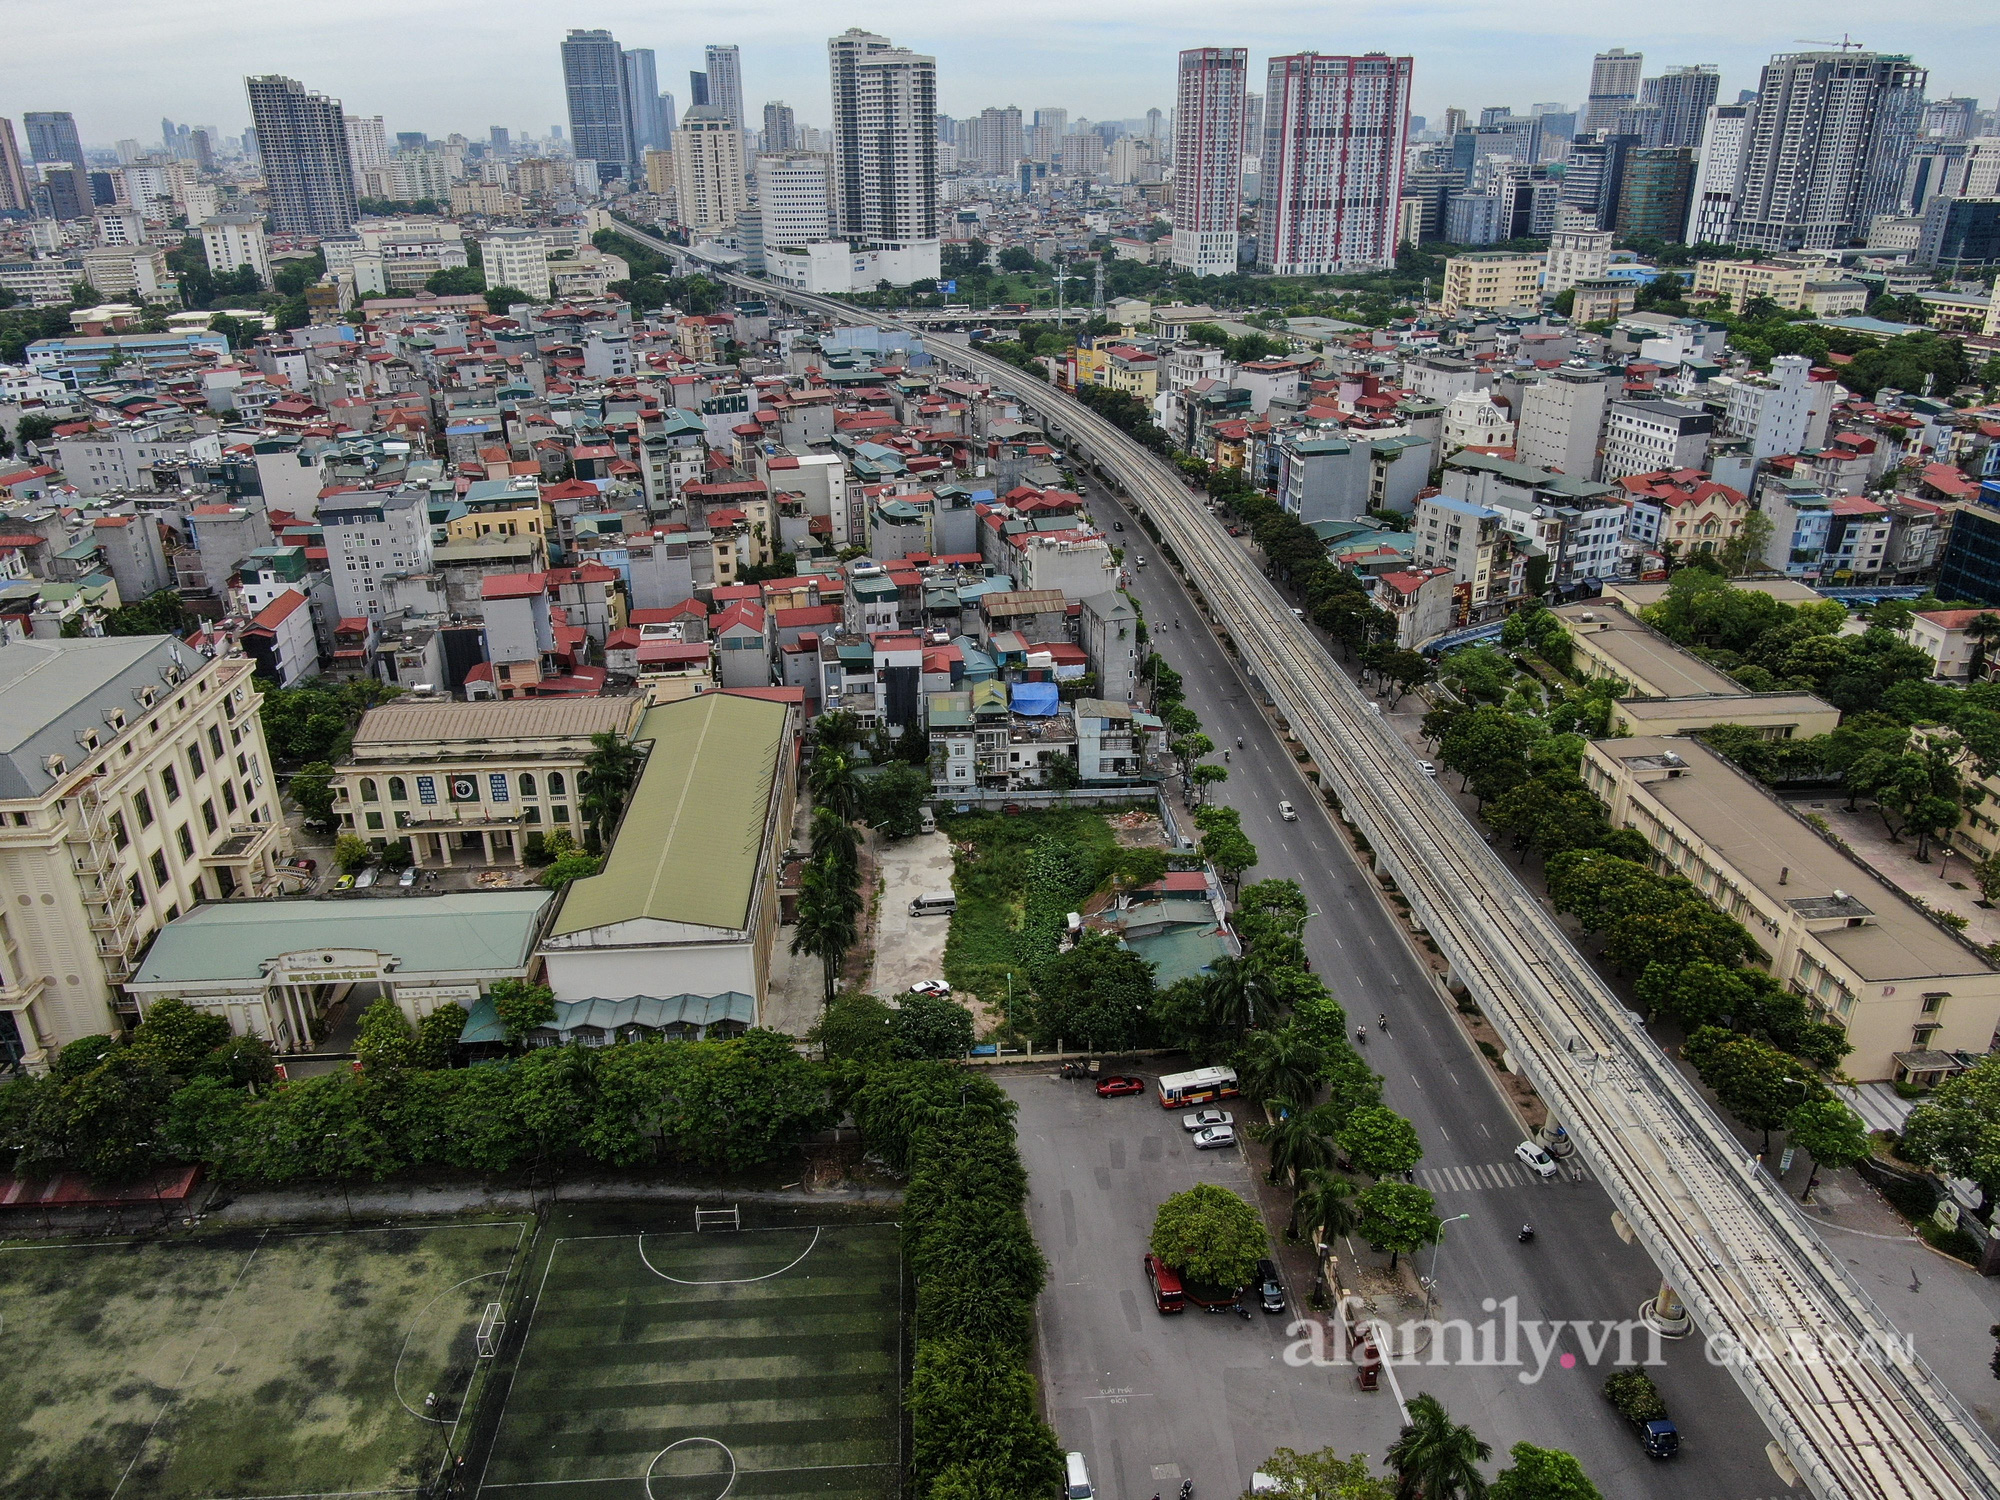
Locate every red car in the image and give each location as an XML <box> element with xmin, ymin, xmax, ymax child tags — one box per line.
<box><xmin>1096</xmin><ymin>1075</ymin><xmax>1146</xmax><ymax>1098</ymax></box>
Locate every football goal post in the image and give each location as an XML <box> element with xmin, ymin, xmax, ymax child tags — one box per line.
<box><xmin>694</xmin><ymin>1205</ymin><xmax>741</xmax><ymax>1232</ymax></box>
<box><xmin>476</xmin><ymin>1303</ymin><xmax>504</xmax><ymax>1359</ymax></box>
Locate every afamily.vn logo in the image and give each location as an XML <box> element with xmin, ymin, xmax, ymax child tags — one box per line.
<box><xmin>1283</xmin><ymin>1297</ymin><xmax>1913</xmax><ymax>1384</ymax></box>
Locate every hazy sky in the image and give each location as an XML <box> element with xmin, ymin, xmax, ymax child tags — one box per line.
<box><xmin>5</xmin><ymin>0</ymin><xmax>1993</xmax><ymax>145</ymax></box>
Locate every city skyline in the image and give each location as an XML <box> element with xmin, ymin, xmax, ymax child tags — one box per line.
<box><xmin>8</xmin><ymin>3</ymin><xmax>1991</xmax><ymax>144</ymax></box>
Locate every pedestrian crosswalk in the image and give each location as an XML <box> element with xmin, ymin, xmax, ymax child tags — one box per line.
<box><xmin>1417</xmin><ymin>1159</ymin><xmax>1596</xmax><ymax>1193</ymax></box>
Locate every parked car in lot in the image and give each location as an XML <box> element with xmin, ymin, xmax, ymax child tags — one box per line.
<box><xmin>398</xmin><ymin>865</ymin><xmax>419</xmax><ymax>887</ymax></box>
<box><xmin>1192</xmin><ymin>1124</ymin><xmax>1237</xmax><ymax>1149</ymax></box>
<box><xmin>333</xmin><ymin>874</ymin><xmax>356</xmax><ymax>890</ymax></box>
<box><xmin>1256</xmin><ymin>1257</ymin><xmax>1286</xmax><ymax>1313</ymax></box>
<box><xmin>1515</xmin><ymin>1140</ymin><xmax>1559</xmax><ymax>1179</ymax></box>
<box><xmin>1278</xmin><ymin>801</ymin><xmax>1297</xmax><ymax>821</ymax></box>
<box><xmin>907</xmin><ymin>979</ymin><xmax>952</xmax><ymax>997</ymax></box>
<box><xmin>1096</xmin><ymin>1075</ymin><xmax>1146</xmax><ymax>1097</ymax></box>
<box><xmin>1182</xmin><ymin>1108</ymin><xmax>1234</xmax><ymax>1131</ymax></box>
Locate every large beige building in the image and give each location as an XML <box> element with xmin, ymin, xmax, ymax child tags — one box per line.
<box><xmin>1552</xmin><ymin>601</ymin><xmax>1841</xmax><ymax>740</ymax></box>
<box><xmin>332</xmin><ymin>697</ymin><xmax>645</xmax><ymax>868</ymax></box>
<box><xmin>673</xmin><ymin>109</ymin><xmax>749</xmax><ymax>236</ymax></box>
<box><xmin>0</xmin><ymin>636</ymin><xmax>286</xmax><ymax>1068</ymax></box>
<box><xmin>1691</xmin><ymin>258</ymin><xmax>1812</xmax><ymax>313</ymax></box>
<box><xmin>1440</xmin><ymin>252</ymin><xmax>1544</xmax><ymax>315</ymax></box>
<box><xmin>1583</xmin><ymin>735</ymin><xmax>2000</xmax><ymax>1083</ymax></box>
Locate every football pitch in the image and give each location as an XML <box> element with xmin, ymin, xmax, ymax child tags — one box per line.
<box><xmin>0</xmin><ymin>1219</ymin><xmax>528</xmax><ymax>1500</ymax></box>
<box><xmin>475</xmin><ymin>1220</ymin><xmax>903</xmax><ymax>1500</ymax></box>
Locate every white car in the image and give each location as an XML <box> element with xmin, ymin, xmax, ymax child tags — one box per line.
<box><xmin>1515</xmin><ymin>1141</ymin><xmax>1559</xmax><ymax>1179</ymax></box>
<box><xmin>1192</xmin><ymin>1125</ymin><xmax>1238</xmax><ymax>1150</ymax></box>
<box><xmin>908</xmin><ymin>979</ymin><xmax>953</xmax><ymax>997</ymax></box>
<box><xmin>1182</xmin><ymin>1109</ymin><xmax>1234</xmax><ymax>1131</ymax></box>
<box><xmin>1416</xmin><ymin>760</ymin><xmax>1437</xmax><ymax>777</ymax></box>
<box><xmin>1278</xmin><ymin>801</ymin><xmax>1297</xmax><ymax>821</ymax></box>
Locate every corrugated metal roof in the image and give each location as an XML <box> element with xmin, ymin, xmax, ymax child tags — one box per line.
<box><xmin>353</xmin><ymin>698</ymin><xmax>640</xmax><ymax>747</ymax></box>
<box><xmin>549</xmin><ymin>693</ymin><xmax>789</xmax><ymax>937</ymax></box>
<box><xmin>132</xmin><ymin>892</ymin><xmax>553</xmax><ymax>984</ymax></box>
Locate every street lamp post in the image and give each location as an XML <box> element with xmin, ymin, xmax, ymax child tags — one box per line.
<box><xmin>1423</xmin><ymin>1213</ymin><xmax>1472</xmax><ymax>1322</ymax></box>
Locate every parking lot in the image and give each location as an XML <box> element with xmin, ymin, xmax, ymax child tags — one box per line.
<box><xmin>1001</xmin><ymin>1066</ymin><xmax>1408</xmax><ymax>1500</ymax></box>
<box><xmin>866</xmin><ymin>830</ymin><xmax>955</xmax><ymax>1000</ymax></box>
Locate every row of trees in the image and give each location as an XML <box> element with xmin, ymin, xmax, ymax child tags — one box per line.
<box><xmin>1255</xmin><ymin>1425</ymin><xmax>1603</xmax><ymax>1500</ymax></box>
<box><xmin>0</xmin><ymin>994</ymin><xmax>834</xmax><ymax>1185</ymax></box>
<box><xmin>848</xmin><ymin>1062</ymin><xmax>1064</xmax><ymax>1500</ymax></box>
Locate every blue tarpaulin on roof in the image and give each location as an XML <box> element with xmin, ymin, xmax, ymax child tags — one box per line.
<box><xmin>1011</xmin><ymin>681</ymin><xmax>1059</xmax><ymax>717</ymax></box>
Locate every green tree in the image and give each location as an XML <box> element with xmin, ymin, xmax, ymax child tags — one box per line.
<box><xmin>579</xmin><ymin>731</ymin><xmax>644</xmax><ymax>845</ymax></box>
<box><xmin>411</xmin><ymin>1003</ymin><xmax>467</xmax><ymax>1069</ymax></box>
<box><xmin>894</xmin><ymin>992</ymin><xmax>977</xmax><ymax>1059</ymax></box>
<box><xmin>809</xmin><ymin>748</ymin><xmax>864</xmax><ymax>822</ymax></box>
<box><xmin>354</xmin><ymin>997</ymin><xmax>414</xmax><ymax>1070</ymax></box>
<box><xmin>1249</xmin><ymin>1447</ymin><xmax>1393</xmax><ymax>1500</ymax></box>
<box><xmin>488</xmin><ymin>979</ymin><xmax>556</xmax><ymax>1043</ymax></box>
<box><xmin>792</xmin><ymin>856</ymin><xmax>860</xmax><ymax>1004</ymax></box>
<box><xmin>1032</xmin><ymin>930</ymin><xmax>1155</xmax><ymax>1052</ymax></box>
<box><xmin>128</xmin><ymin>997</ymin><xmax>231</xmax><ymax>1074</ymax></box>
<box><xmin>1717</xmin><ymin>508</ymin><xmax>1776</xmax><ymax>577</ymax></box>
<box><xmin>1236</xmin><ymin>1026</ymin><xmax>1326</xmax><ymax>1106</ymax></box>
<box><xmin>481</xmin><ymin>284</ymin><xmax>533</xmax><ymax>310</ymax></box>
<box><xmin>1484</xmin><ymin>774</ymin><xmax>1608</xmax><ymax>862</ymax></box>
<box><xmin>907</xmin><ymin>1336</ymin><xmax>1064</xmax><ymax>1498</ymax></box>
<box><xmin>1338</xmin><ymin>1105</ymin><xmax>1424</xmax><ymax>1178</ymax></box>
<box><xmin>539</xmin><ymin>851</ymin><xmax>602</xmax><ymax>889</ymax></box>
<box><xmin>810</xmin><ymin>990</ymin><xmax>897</xmax><ymax>1061</ymax></box>
<box><xmin>1385</xmin><ymin>1392</ymin><xmax>1491</xmax><ymax>1500</ymax></box>
<box><xmin>333</xmin><ymin>834</ymin><xmax>371</xmax><ymax>873</ymax></box>
<box><xmin>1786</xmin><ymin>1098</ymin><xmax>1872</xmax><ymax>1201</ymax></box>
<box><xmin>1149</xmin><ymin>1182</ymin><xmax>1267</xmax><ymax>1289</ymax></box>
<box><xmin>1290</xmin><ymin>1166</ymin><xmax>1360</xmax><ymax>1246</ymax></box>
<box><xmin>1355</xmin><ymin>1180</ymin><xmax>1441</xmax><ymax>1271</ymax></box>
<box><xmin>1488</xmin><ymin>1442</ymin><xmax>1599</xmax><ymax>1500</ymax></box>
<box><xmin>1683</xmin><ymin>1027</ymin><xmax>1824</xmax><ymax>1152</ymax></box>
<box><xmin>100</xmin><ymin>589</ymin><xmax>197</xmax><ymax>638</ymax></box>
<box><xmin>289</xmin><ymin>762</ymin><xmax>337</xmax><ymax>828</ymax></box>
<box><xmin>1191</xmin><ymin>762</ymin><xmax>1230</xmax><ymax>803</ymax></box>
<box><xmin>425</xmin><ymin>266</ymin><xmax>485</xmax><ymax>295</ymax></box>
<box><xmin>1903</xmin><ymin>1054</ymin><xmax>2000</xmax><ymax>1213</ymax></box>
<box><xmin>1203</xmin><ymin>956</ymin><xmax>1277</xmax><ymax>1039</ymax></box>
<box><xmin>865</xmin><ymin>760</ymin><xmax>933</xmax><ymax>838</ymax></box>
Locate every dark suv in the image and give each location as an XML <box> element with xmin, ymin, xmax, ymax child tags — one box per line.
<box><xmin>1256</xmin><ymin>1258</ymin><xmax>1285</xmax><ymax>1314</ymax></box>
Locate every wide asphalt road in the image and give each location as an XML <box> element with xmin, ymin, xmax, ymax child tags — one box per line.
<box><xmin>1041</xmin><ymin>478</ymin><xmax>1790</xmax><ymax>1500</ymax></box>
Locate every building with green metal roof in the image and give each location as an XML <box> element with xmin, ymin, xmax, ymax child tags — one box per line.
<box><xmin>125</xmin><ymin>891</ymin><xmax>553</xmax><ymax>1053</ymax></box>
<box><xmin>537</xmin><ymin>692</ymin><xmax>797</xmax><ymax>1016</ymax></box>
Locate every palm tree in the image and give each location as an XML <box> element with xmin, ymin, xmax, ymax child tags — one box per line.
<box><xmin>791</xmin><ymin>860</ymin><xmax>858</xmax><ymax>1004</ymax></box>
<box><xmin>809</xmin><ymin>805</ymin><xmax>859</xmax><ymax>877</ymax></box>
<box><xmin>809</xmin><ymin>749</ymin><xmax>863</xmax><ymax>823</ymax></box>
<box><xmin>1289</xmin><ymin>1166</ymin><xmax>1358</xmax><ymax>1245</ymax></box>
<box><xmin>579</xmin><ymin>732</ymin><xmax>644</xmax><ymax>845</ymax></box>
<box><xmin>1236</xmin><ymin>1026</ymin><xmax>1326</xmax><ymax>1106</ymax></box>
<box><xmin>1387</xmin><ymin>1394</ymin><xmax>1491</xmax><ymax>1500</ymax></box>
<box><xmin>1260</xmin><ymin>1106</ymin><xmax>1338</xmax><ymax>1185</ymax></box>
<box><xmin>1202</xmin><ymin>957</ymin><xmax>1275</xmax><ymax>1040</ymax></box>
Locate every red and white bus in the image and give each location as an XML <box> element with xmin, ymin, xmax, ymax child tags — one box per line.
<box><xmin>1157</xmin><ymin>1067</ymin><xmax>1239</xmax><ymax>1109</ymax></box>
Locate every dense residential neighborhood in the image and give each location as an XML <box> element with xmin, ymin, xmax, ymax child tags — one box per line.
<box><xmin>6</xmin><ymin>15</ymin><xmax>2000</xmax><ymax>1500</ymax></box>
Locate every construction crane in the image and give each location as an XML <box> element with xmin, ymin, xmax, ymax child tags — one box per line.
<box><xmin>1794</xmin><ymin>35</ymin><xmax>1867</xmax><ymax>50</ymax></box>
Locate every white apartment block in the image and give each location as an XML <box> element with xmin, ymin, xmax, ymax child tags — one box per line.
<box><xmin>93</xmin><ymin>207</ymin><xmax>146</xmax><ymax>247</ymax></box>
<box><xmin>1256</xmin><ymin>52</ymin><xmax>1411</xmax><ymax>273</ymax></box>
<box><xmin>320</xmin><ymin>491</ymin><xmax>433</xmax><ymax>622</ymax></box>
<box><xmin>200</xmin><ymin>214</ymin><xmax>272</xmax><ymax>287</ymax></box>
<box><xmin>1543</xmin><ymin>225</ymin><xmax>1613</xmax><ymax>294</ymax></box>
<box><xmin>79</xmin><ymin>246</ymin><xmax>172</xmax><ymax>303</ymax></box>
<box><xmin>480</xmin><ymin>228</ymin><xmax>551</xmax><ymax>300</ymax></box>
<box><xmin>1514</xmin><ymin>363</ymin><xmax>1615</xmax><ymax>480</ymax></box>
<box><xmin>757</xmin><ymin>153</ymin><xmax>835</xmax><ymax>248</ymax></box>
<box><xmin>0</xmin><ymin>636</ymin><xmax>287</xmax><ymax>1067</ymax></box>
<box><xmin>1713</xmin><ymin>353</ymin><xmax>1834</xmax><ymax>460</ymax></box>
<box><xmin>1601</xmin><ymin>399</ymin><xmax>1714</xmax><ymax>482</ymax></box>
<box><xmin>1687</xmin><ymin>102</ymin><xmax>1752</xmax><ymax>244</ymax></box>
<box><xmin>1172</xmin><ymin>47</ymin><xmax>1247</xmax><ymax>276</ymax></box>
<box><xmin>673</xmin><ymin>111</ymin><xmax>749</xmax><ymax>236</ymax></box>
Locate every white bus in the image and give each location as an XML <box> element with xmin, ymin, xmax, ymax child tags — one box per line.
<box><xmin>1156</xmin><ymin>1067</ymin><xmax>1239</xmax><ymax>1109</ymax></box>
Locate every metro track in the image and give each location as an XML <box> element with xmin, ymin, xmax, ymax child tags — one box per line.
<box><xmin>617</xmin><ymin>221</ymin><xmax>2000</xmax><ymax>1497</ymax></box>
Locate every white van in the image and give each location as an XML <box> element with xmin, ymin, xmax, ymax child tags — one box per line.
<box><xmin>919</xmin><ymin>806</ymin><xmax>937</xmax><ymax>835</ymax></box>
<box><xmin>1064</xmin><ymin>1452</ymin><xmax>1094</xmax><ymax>1500</ymax></box>
<box><xmin>910</xmin><ymin>891</ymin><xmax>957</xmax><ymax>917</ymax></box>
